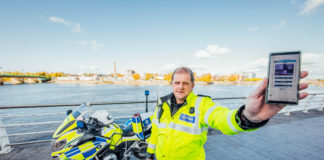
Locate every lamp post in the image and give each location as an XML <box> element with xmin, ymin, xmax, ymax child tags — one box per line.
<box><xmin>145</xmin><ymin>90</ymin><xmax>150</xmax><ymax>112</ymax></box>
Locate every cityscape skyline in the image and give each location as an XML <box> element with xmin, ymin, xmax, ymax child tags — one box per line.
<box><xmin>1</xmin><ymin>0</ymin><xmax>324</xmax><ymax>79</ymax></box>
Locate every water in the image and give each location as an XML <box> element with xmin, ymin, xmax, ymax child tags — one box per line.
<box><xmin>0</xmin><ymin>83</ymin><xmax>323</xmax><ymax>143</ymax></box>
<box><xmin>0</xmin><ymin>83</ymin><xmax>257</xmax><ymax>106</ymax></box>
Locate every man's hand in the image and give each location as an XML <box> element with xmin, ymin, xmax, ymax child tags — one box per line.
<box><xmin>243</xmin><ymin>71</ymin><xmax>309</xmax><ymax>122</ymax></box>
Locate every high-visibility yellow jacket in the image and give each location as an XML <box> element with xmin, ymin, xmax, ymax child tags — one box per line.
<box><xmin>147</xmin><ymin>92</ymin><xmax>256</xmax><ymax>160</ymax></box>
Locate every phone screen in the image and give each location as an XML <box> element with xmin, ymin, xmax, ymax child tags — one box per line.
<box><xmin>266</xmin><ymin>51</ymin><xmax>301</xmax><ymax>105</ymax></box>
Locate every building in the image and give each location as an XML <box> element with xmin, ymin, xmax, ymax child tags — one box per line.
<box><xmin>79</xmin><ymin>75</ymin><xmax>99</xmax><ymax>81</ymax></box>
<box><xmin>126</xmin><ymin>70</ymin><xmax>136</xmax><ymax>80</ymax></box>
<box><xmin>56</xmin><ymin>76</ymin><xmax>78</xmax><ymax>81</ymax></box>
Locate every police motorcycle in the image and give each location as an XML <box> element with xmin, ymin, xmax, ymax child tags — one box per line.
<box><xmin>51</xmin><ymin>103</ymin><xmax>153</xmax><ymax>160</ymax></box>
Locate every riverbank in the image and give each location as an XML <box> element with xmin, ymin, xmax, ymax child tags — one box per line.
<box><xmin>51</xmin><ymin>79</ymin><xmax>324</xmax><ymax>87</ymax></box>
<box><xmin>51</xmin><ymin>79</ymin><xmax>262</xmax><ymax>86</ymax></box>
<box><xmin>51</xmin><ymin>79</ymin><xmax>170</xmax><ymax>86</ymax></box>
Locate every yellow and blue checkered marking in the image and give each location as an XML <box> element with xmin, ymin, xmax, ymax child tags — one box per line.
<box><xmin>64</xmin><ymin>137</ymin><xmax>108</xmax><ymax>159</ymax></box>
<box><xmin>132</xmin><ymin>114</ymin><xmax>144</xmax><ymax>140</ymax></box>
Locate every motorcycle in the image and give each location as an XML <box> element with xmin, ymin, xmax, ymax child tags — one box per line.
<box><xmin>51</xmin><ymin>103</ymin><xmax>153</xmax><ymax>160</ymax></box>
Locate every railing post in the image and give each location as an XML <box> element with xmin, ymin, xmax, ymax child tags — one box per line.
<box><xmin>0</xmin><ymin>119</ymin><xmax>14</xmax><ymax>154</ymax></box>
<box><xmin>303</xmin><ymin>94</ymin><xmax>315</xmax><ymax>113</ymax></box>
<box><xmin>280</xmin><ymin>105</ymin><xmax>291</xmax><ymax>116</ymax></box>
<box><xmin>284</xmin><ymin>107</ymin><xmax>291</xmax><ymax>116</ymax></box>
<box><xmin>285</xmin><ymin>112</ymin><xmax>291</xmax><ymax>116</ymax></box>
<box><xmin>145</xmin><ymin>90</ymin><xmax>150</xmax><ymax>113</ymax></box>
<box><xmin>318</xmin><ymin>96</ymin><xmax>324</xmax><ymax>111</ymax></box>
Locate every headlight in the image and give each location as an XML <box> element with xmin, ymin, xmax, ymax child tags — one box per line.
<box><xmin>51</xmin><ymin>138</ymin><xmax>67</xmax><ymax>152</ymax></box>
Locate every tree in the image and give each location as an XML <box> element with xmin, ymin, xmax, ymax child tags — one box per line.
<box><xmin>38</xmin><ymin>72</ymin><xmax>46</xmax><ymax>76</ymax></box>
<box><xmin>132</xmin><ymin>73</ymin><xmax>140</xmax><ymax>80</ymax></box>
<box><xmin>163</xmin><ymin>73</ymin><xmax>172</xmax><ymax>82</ymax></box>
<box><xmin>145</xmin><ymin>73</ymin><xmax>154</xmax><ymax>80</ymax></box>
<box><xmin>117</xmin><ymin>73</ymin><xmax>124</xmax><ymax>77</ymax></box>
<box><xmin>228</xmin><ymin>74</ymin><xmax>238</xmax><ymax>81</ymax></box>
<box><xmin>199</xmin><ymin>73</ymin><xmax>212</xmax><ymax>82</ymax></box>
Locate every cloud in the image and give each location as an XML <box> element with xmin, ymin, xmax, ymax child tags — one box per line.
<box><xmin>164</xmin><ymin>63</ymin><xmax>179</xmax><ymax>71</ymax></box>
<box><xmin>273</xmin><ymin>20</ymin><xmax>287</xmax><ymax>29</ymax></box>
<box><xmin>163</xmin><ymin>63</ymin><xmax>208</xmax><ymax>73</ymax></box>
<box><xmin>247</xmin><ymin>26</ymin><xmax>259</xmax><ymax>32</ymax></box>
<box><xmin>66</xmin><ymin>40</ymin><xmax>104</xmax><ymax>51</ymax></box>
<box><xmin>301</xmin><ymin>53</ymin><xmax>324</xmax><ymax>79</ymax></box>
<box><xmin>300</xmin><ymin>0</ymin><xmax>324</xmax><ymax>15</ymax></box>
<box><xmin>194</xmin><ymin>44</ymin><xmax>231</xmax><ymax>58</ymax></box>
<box><xmin>236</xmin><ymin>53</ymin><xmax>324</xmax><ymax>79</ymax></box>
<box><xmin>49</xmin><ymin>17</ymin><xmax>71</xmax><ymax>26</ymax></box>
<box><xmin>49</xmin><ymin>16</ymin><xmax>84</xmax><ymax>33</ymax></box>
<box><xmin>237</xmin><ymin>58</ymin><xmax>268</xmax><ymax>77</ymax></box>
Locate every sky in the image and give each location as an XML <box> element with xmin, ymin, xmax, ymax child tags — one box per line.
<box><xmin>0</xmin><ymin>0</ymin><xmax>324</xmax><ymax>79</ymax></box>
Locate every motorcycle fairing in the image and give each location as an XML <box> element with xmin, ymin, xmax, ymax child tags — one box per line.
<box><xmin>53</xmin><ymin>114</ymin><xmax>77</xmax><ymax>138</ymax></box>
<box><xmin>59</xmin><ymin>136</ymin><xmax>109</xmax><ymax>160</ymax></box>
<box><xmin>51</xmin><ymin>130</ymin><xmax>84</xmax><ymax>157</ymax></box>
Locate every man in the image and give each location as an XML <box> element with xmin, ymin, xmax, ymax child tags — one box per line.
<box><xmin>147</xmin><ymin>67</ymin><xmax>308</xmax><ymax>160</ymax></box>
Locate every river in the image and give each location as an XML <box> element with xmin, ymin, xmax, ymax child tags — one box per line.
<box><xmin>0</xmin><ymin>83</ymin><xmax>323</xmax><ymax>143</ymax></box>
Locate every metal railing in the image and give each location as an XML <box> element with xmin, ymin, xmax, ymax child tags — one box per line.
<box><xmin>0</xmin><ymin>93</ymin><xmax>324</xmax><ymax>154</ymax></box>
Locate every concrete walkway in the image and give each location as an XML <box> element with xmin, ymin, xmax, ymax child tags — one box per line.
<box><xmin>1</xmin><ymin>110</ymin><xmax>324</xmax><ymax>160</ymax></box>
<box><xmin>205</xmin><ymin>110</ymin><xmax>324</xmax><ymax>160</ymax></box>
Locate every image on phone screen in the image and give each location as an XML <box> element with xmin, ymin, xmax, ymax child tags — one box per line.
<box><xmin>266</xmin><ymin>51</ymin><xmax>301</xmax><ymax>105</ymax></box>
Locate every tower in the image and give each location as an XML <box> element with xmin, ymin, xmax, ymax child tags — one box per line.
<box><xmin>114</xmin><ymin>61</ymin><xmax>117</xmax><ymax>80</ymax></box>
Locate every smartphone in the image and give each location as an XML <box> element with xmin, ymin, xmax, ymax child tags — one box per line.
<box><xmin>265</xmin><ymin>51</ymin><xmax>301</xmax><ymax>105</ymax></box>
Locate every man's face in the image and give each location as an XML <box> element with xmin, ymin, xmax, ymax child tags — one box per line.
<box><xmin>172</xmin><ymin>73</ymin><xmax>194</xmax><ymax>103</ymax></box>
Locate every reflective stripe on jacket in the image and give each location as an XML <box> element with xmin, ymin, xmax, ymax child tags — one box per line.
<box><xmin>147</xmin><ymin>91</ymin><xmax>256</xmax><ymax>160</ymax></box>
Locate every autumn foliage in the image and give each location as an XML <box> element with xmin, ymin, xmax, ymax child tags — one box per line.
<box><xmin>132</xmin><ymin>73</ymin><xmax>141</xmax><ymax>80</ymax></box>
<box><xmin>0</xmin><ymin>71</ymin><xmax>69</xmax><ymax>79</ymax></box>
<box><xmin>145</xmin><ymin>73</ymin><xmax>154</xmax><ymax>80</ymax></box>
<box><xmin>163</xmin><ymin>73</ymin><xmax>172</xmax><ymax>82</ymax></box>
<box><xmin>228</xmin><ymin>74</ymin><xmax>238</xmax><ymax>81</ymax></box>
<box><xmin>197</xmin><ymin>73</ymin><xmax>212</xmax><ymax>82</ymax></box>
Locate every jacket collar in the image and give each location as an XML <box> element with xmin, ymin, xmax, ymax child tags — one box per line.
<box><xmin>161</xmin><ymin>91</ymin><xmax>195</xmax><ymax>107</ymax></box>
<box><xmin>185</xmin><ymin>91</ymin><xmax>195</xmax><ymax>104</ymax></box>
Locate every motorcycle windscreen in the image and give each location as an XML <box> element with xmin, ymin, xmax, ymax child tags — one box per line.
<box><xmin>132</xmin><ymin>114</ymin><xmax>145</xmax><ymax>140</ymax></box>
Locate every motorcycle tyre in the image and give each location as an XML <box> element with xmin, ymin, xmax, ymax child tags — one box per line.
<box><xmin>133</xmin><ymin>151</ymin><xmax>147</xmax><ymax>160</ymax></box>
<box><xmin>101</xmin><ymin>152</ymin><xmax>118</xmax><ymax>160</ymax></box>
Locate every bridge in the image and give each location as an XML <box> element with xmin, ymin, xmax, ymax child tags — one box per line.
<box><xmin>0</xmin><ymin>74</ymin><xmax>50</xmax><ymax>85</ymax></box>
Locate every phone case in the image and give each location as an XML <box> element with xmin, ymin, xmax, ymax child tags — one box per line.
<box><xmin>265</xmin><ymin>51</ymin><xmax>301</xmax><ymax>105</ymax></box>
